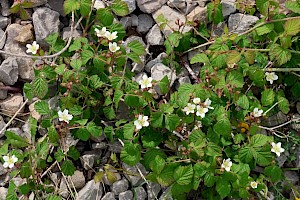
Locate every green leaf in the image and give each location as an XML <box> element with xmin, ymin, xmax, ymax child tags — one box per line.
<box><xmin>46</xmin><ymin>195</ymin><xmax>63</xmax><ymax>200</ymax></box>
<box><xmin>206</xmin><ymin>142</ymin><xmax>222</xmax><ymax>157</ymax></box>
<box><xmin>61</xmin><ymin>159</ymin><xmax>76</xmax><ymax>176</ymax></box>
<box><xmin>214</xmin><ymin>119</ymin><xmax>231</xmax><ymax>138</ymax></box>
<box><xmin>236</xmin><ymin>95</ymin><xmax>249</xmax><ymax>109</ymax></box>
<box><xmin>120</xmin><ymin>142</ymin><xmax>141</xmax><ymax>166</ymax></box>
<box><xmin>104</xmin><ymin>126</ymin><xmax>114</xmax><ymax>142</ymax></box>
<box><xmin>207</xmin><ymin>2</ymin><xmax>223</xmax><ymax>24</ymax></box>
<box><xmin>158</xmin><ymin>76</ymin><xmax>170</xmax><ymax>95</ymax></box>
<box><xmin>113</xmin><ymin>89</ymin><xmax>123</xmax><ymax>109</ymax></box>
<box><xmin>142</xmin><ymin>130</ymin><xmax>163</xmax><ymax>148</ymax></box>
<box><xmin>256</xmin><ymin>0</ymin><xmax>269</xmax><ymax>16</ymax></box>
<box><xmin>23</xmin><ymin>83</ymin><xmax>33</xmax><ymax>101</ymax></box>
<box><xmin>33</xmin><ymin>77</ymin><xmax>48</xmax><ymax>99</ymax></box>
<box><xmin>150</xmin><ymin>155</ymin><xmax>165</xmax><ymax>174</ymax></box>
<box><xmin>74</xmin><ymin>128</ymin><xmax>90</xmax><ymax>141</ymax></box>
<box><xmin>284</xmin><ymin>19</ymin><xmax>300</xmax><ymax>36</ymax></box>
<box><xmin>5</xmin><ymin>131</ymin><xmax>29</xmax><ymax>148</ymax></box>
<box><xmin>54</xmin><ymin>148</ymin><xmax>65</xmax><ymax>162</ymax></box>
<box><xmin>96</xmin><ymin>8</ymin><xmax>114</xmax><ymax>26</ymax></box>
<box><xmin>269</xmin><ymin>44</ymin><xmax>291</xmax><ymax>65</ymax></box>
<box><xmin>80</xmin><ymin>0</ymin><xmax>91</xmax><ymax>16</ymax></box>
<box><xmin>20</xmin><ymin>162</ymin><xmax>32</xmax><ymax>178</ymax></box>
<box><xmin>103</xmin><ymin>106</ymin><xmax>116</xmax><ymax>120</ymax></box>
<box><xmin>111</xmin><ymin>0</ymin><xmax>129</xmax><ymax>16</ymax></box>
<box><xmin>156</xmin><ymin>164</ymin><xmax>177</xmax><ymax>186</ymax></box>
<box><xmin>261</xmin><ymin>89</ymin><xmax>275</xmax><ymax>106</ymax></box>
<box><xmin>226</xmin><ymin>51</ymin><xmax>241</xmax><ymax>64</ymax></box>
<box><xmin>190</xmin><ymin>53</ymin><xmax>210</xmax><ymax>65</ymax></box>
<box><xmin>124</xmin><ymin>95</ymin><xmax>140</xmax><ymax>107</ymax></box>
<box><xmin>204</xmin><ymin>173</ymin><xmax>215</xmax><ymax>187</ymax></box>
<box><xmin>278</xmin><ymin>96</ymin><xmax>289</xmax><ymax>114</ymax></box>
<box><xmin>67</xmin><ymin>146</ymin><xmax>80</xmax><ymax>160</ymax></box>
<box><xmin>250</xmin><ymin>134</ymin><xmax>271</xmax><ymax>147</ymax></box>
<box><xmin>226</xmin><ymin>71</ymin><xmax>244</xmax><ymax>88</ymax></box>
<box><xmin>34</xmin><ymin>101</ymin><xmax>50</xmax><ymax>115</ymax></box>
<box><xmin>165</xmin><ymin>114</ymin><xmax>180</xmax><ymax>131</ymax></box>
<box><xmin>174</xmin><ymin>165</ymin><xmax>194</xmax><ymax>185</ymax></box>
<box><xmin>216</xmin><ymin>178</ymin><xmax>231</xmax><ymax>198</ymax></box>
<box><xmin>45</xmin><ymin>33</ymin><xmax>59</xmax><ymax>46</ymax></box>
<box><xmin>127</xmin><ymin>40</ymin><xmax>146</xmax><ymax>56</ymax></box>
<box><xmin>127</xmin><ymin>52</ymin><xmax>142</xmax><ymax>63</ymax></box>
<box><xmin>239</xmin><ymin>145</ymin><xmax>273</xmax><ymax>166</ymax></box>
<box><xmin>256</xmin><ymin>24</ymin><xmax>274</xmax><ymax>35</ymax></box>
<box><xmin>81</xmin><ymin>49</ymin><xmax>94</xmax><ymax>64</ymax></box>
<box><xmin>70</xmin><ymin>59</ymin><xmax>82</xmax><ymax>70</ymax></box>
<box><xmin>151</xmin><ymin>112</ymin><xmax>164</xmax><ymax>128</ymax></box>
<box><xmin>48</xmin><ymin>126</ymin><xmax>59</xmax><ymax>146</ymax></box>
<box><xmin>69</xmin><ymin>40</ymin><xmax>82</xmax><ymax>52</ymax></box>
<box><xmin>264</xmin><ymin>165</ymin><xmax>282</xmax><ymax>182</ymax></box>
<box><xmin>64</xmin><ymin>0</ymin><xmax>80</xmax><ymax>15</ymax></box>
<box><xmin>285</xmin><ymin>1</ymin><xmax>300</xmax><ymax>14</ymax></box>
<box><xmin>55</xmin><ymin>64</ymin><xmax>66</xmax><ymax>75</ymax></box>
<box><xmin>123</xmin><ymin>123</ymin><xmax>135</xmax><ymax>139</ymax></box>
<box><xmin>69</xmin><ymin>105</ymin><xmax>82</xmax><ymax>116</ymax></box>
<box><xmin>87</xmin><ymin>122</ymin><xmax>103</xmax><ymax>138</ymax></box>
<box><xmin>244</xmin><ymin>51</ymin><xmax>255</xmax><ymax>64</ymax></box>
<box><xmin>165</xmin><ymin>32</ymin><xmax>181</xmax><ymax>54</ymax></box>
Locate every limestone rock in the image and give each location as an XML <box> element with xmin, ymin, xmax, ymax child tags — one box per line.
<box><xmin>151</xmin><ymin>63</ymin><xmax>177</xmax><ymax>86</ymax></box>
<box><xmin>153</xmin><ymin>5</ymin><xmax>191</xmax><ymax>36</ymax></box>
<box><xmin>145</xmin><ymin>52</ymin><xmax>168</xmax><ymax>72</ymax></box>
<box><xmin>0</xmin><ymin>187</ymin><xmax>8</xmax><ymax>200</ymax></box>
<box><xmin>119</xmin><ymin>191</ymin><xmax>133</xmax><ymax>200</ymax></box>
<box><xmin>146</xmin><ymin>24</ymin><xmax>164</xmax><ymax>45</ymax></box>
<box><xmin>0</xmin><ymin>57</ymin><xmax>18</xmax><ymax>85</ymax></box>
<box><xmin>0</xmin><ymin>16</ymin><xmax>10</xmax><ymax>30</ymax></box>
<box><xmin>0</xmin><ymin>82</ymin><xmax>7</xmax><ymax>100</ymax></box>
<box><xmin>0</xmin><ymin>116</ymin><xmax>6</xmax><ymax>138</ymax></box>
<box><xmin>101</xmin><ymin>192</ymin><xmax>115</xmax><ymax>200</ymax></box>
<box><xmin>147</xmin><ymin>182</ymin><xmax>161</xmax><ymax>200</ymax></box>
<box><xmin>228</xmin><ymin>13</ymin><xmax>259</xmax><ymax>33</ymax></box>
<box><xmin>137</xmin><ymin>14</ymin><xmax>154</xmax><ymax>34</ymax></box>
<box><xmin>0</xmin><ymin>93</ymin><xmax>24</xmax><ymax>115</ymax></box>
<box><xmin>76</xmin><ymin>180</ymin><xmax>103</xmax><ymax>200</ymax></box>
<box><xmin>187</xmin><ymin>6</ymin><xmax>207</xmax><ymax>22</ymax></box>
<box><xmin>0</xmin><ymin>0</ymin><xmax>11</xmax><ymax>16</ymax></box>
<box><xmin>32</xmin><ymin>7</ymin><xmax>60</xmax><ymax>46</ymax></box>
<box><xmin>134</xmin><ymin>187</ymin><xmax>147</xmax><ymax>200</ymax></box>
<box><xmin>137</xmin><ymin>0</ymin><xmax>168</xmax><ymax>13</ymax></box>
<box><xmin>14</xmin><ymin>24</ymin><xmax>34</xmax><ymax>43</ymax></box>
<box><xmin>122</xmin><ymin>162</ymin><xmax>147</xmax><ymax>186</ymax></box>
<box><xmin>48</xmin><ymin>0</ymin><xmax>65</xmax><ymax>16</ymax></box>
<box><xmin>111</xmin><ymin>179</ymin><xmax>129</xmax><ymax>195</ymax></box>
<box><xmin>221</xmin><ymin>0</ymin><xmax>236</xmax><ymax>17</ymax></box>
<box><xmin>70</xmin><ymin>170</ymin><xmax>86</xmax><ymax>189</ymax></box>
<box><xmin>62</xmin><ymin>27</ymin><xmax>82</xmax><ymax>41</ymax></box>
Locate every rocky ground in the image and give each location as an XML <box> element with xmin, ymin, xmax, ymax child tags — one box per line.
<box><xmin>0</xmin><ymin>0</ymin><xmax>299</xmax><ymax>199</ymax></box>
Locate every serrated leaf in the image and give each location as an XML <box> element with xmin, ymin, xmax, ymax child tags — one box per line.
<box><xmin>87</xmin><ymin>122</ymin><xmax>103</xmax><ymax>138</ymax></box>
<box><xmin>174</xmin><ymin>165</ymin><xmax>194</xmax><ymax>185</ymax></box>
<box><xmin>226</xmin><ymin>71</ymin><xmax>244</xmax><ymax>88</ymax></box>
<box><xmin>284</xmin><ymin>19</ymin><xmax>300</xmax><ymax>36</ymax></box>
<box><xmin>111</xmin><ymin>0</ymin><xmax>129</xmax><ymax>16</ymax></box>
<box><xmin>250</xmin><ymin>134</ymin><xmax>271</xmax><ymax>147</ymax></box>
<box><xmin>23</xmin><ymin>83</ymin><xmax>33</xmax><ymax>101</ymax></box>
<box><xmin>278</xmin><ymin>96</ymin><xmax>289</xmax><ymax>114</ymax></box>
<box><xmin>5</xmin><ymin>131</ymin><xmax>29</xmax><ymax>148</ymax></box>
<box><xmin>151</xmin><ymin>112</ymin><xmax>164</xmax><ymax>128</ymax></box>
<box><xmin>127</xmin><ymin>40</ymin><xmax>146</xmax><ymax>56</ymax></box>
<box><xmin>165</xmin><ymin>114</ymin><xmax>180</xmax><ymax>131</ymax></box>
<box><xmin>67</xmin><ymin>146</ymin><xmax>80</xmax><ymax>160</ymax></box>
<box><xmin>264</xmin><ymin>166</ymin><xmax>282</xmax><ymax>182</ymax></box>
<box><xmin>55</xmin><ymin>64</ymin><xmax>66</xmax><ymax>75</ymax></box>
<box><xmin>34</xmin><ymin>101</ymin><xmax>50</xmax><ymax>115</ymax></box>
<box><xmin>285</xmin><ymin>1</ymin><xmax>300</xmax><ymax>14</ymax></box>
<box><xmin>157</xmin><ymin>164</ymin><xmax>177</xmax><ymax>186</ymax></box>
<box><xmin>70</xmin><ymin>59</ymin><xmax>82</xmax><ymax>70</ymax></box>
<box><xmin>256</xmin><ymin>0</ymin><xmax>269</xmax><ymax>16</ymax></box>
<box><xmin>150</xmin><ymin>155</ymin><xmax>165</xmax><ymax>174</ymax></box>
<box><xmin>96</xmin><ymin>8</ymin><xmax>114</xmax><ymax>26</ymax></box>
<box><xmin>256</xmin><ymin>24</ymin><xmax>274</xmax><ymax>35</ymax></box>
<box><xmin>244</xmin><ymin>51</ymin><xmax>255</xmax><ymax>64</ymax></box>
<box><xmin>61</xmin><ymin>159</ymin><xmax>76</xmax><ymax>176</ymax></box>
<box><xmin>123</xmin><ymin>123</ymin><xmax>135</xmax><ymax>139</ymax></box>
<box><xmin>124</xmin><ymin>95</ymin><xmax>141</xmax><ymax>107</ymax></box>
<box><xmin>120</xmin><ymin>142</ymin><xmax>141</xmax><ymax>166</ymax></box>
<box><xmin>261</xmin><ymin>89</ymin><xmax>275</xmax><ymax>106</ymax></box>
<box><xmin>127</xmin><ymin>52</ymin><xmax>142</xmax><ymax>63</ymax></box>
<box><xmin>204</xmin><ymin>173</ymin><xmax>215</xmax><ymax>187</ymax></box>
<box><xmin>74</xmin><ymin>128</ymin><xmax>90</xmax><ymax>141</ymax></box>
<box><xmin>236</xmin><ymin>95</ymin><xmax>249</xmax><ymax>109</ymax></box>
<box><xmin>103</xmin><ymin>106</ymin><xmax>116</xmax><ymax>120</ymax></box>
<box><xmin>80</xmin><ymin>0</ymin><xmax>91</xmax><ymax>16</ymax></box>
<box><xmin>113</xmin><ymin>90</ymin><xmax>123</xmax><ymax>109</ymax></box>
<box><xmin>64</xmin><ymin>0</ymin><xmax>80</xmax><ymax>15</ymax></box>
<box><xmin>33</xmin><ymin>77</ymin><xmax>48</xmax><ymax>99</ymax></box>
<box><xmin>269</xmin><ymin>44</ymin><xmax>291</xmax><ymax>65</ymax></box>
<box><xmin>226</xmin><ymin>51</ymin><xmax>241</xmax><ymax>64</ymax></box>
<box><xmin>48</xmin><ymin>126</ymin><xmax>59</xmax><ymax>146</ymax></box>
<box><xmin>20</xmin><ymin>162</ymin><xmax>32</xmax><ymax>178</ymax></box>
<box><xmin>94</xmin><ymin>171</ymin><xmax>105</xmax><ymax>183</ymax></box>
<box><xmin>69</xmin><ymin>105</ymin><xmax>82</xmax><ymax>115</ymax></box>
<box><xmin>190</xmin><ymin>53</ymin><xmax>210</xmax><ymax>64</ymax></box>
<box><xmin>158</xmin><ymin>76</ymin><xmax>170</xmax><ymax>95</ymax></box>
<box><xmin>216</xmin><ymin>178</ymin><xmax>231</xmax><ymax>198</ymax></box>
<box><xmin>214</xmin><ymin>119</ymin><xmax>231</xmax><ymax>138</ymax></box>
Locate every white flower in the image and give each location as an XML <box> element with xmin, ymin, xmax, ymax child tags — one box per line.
<box><xmin>95</xmin><ymin>27</ymin><xmax>107</xmax><ymax>38</ymax></box>
<box><xmin>193</xmin><ymin>98</ymin><xmax>201</xmax><ymax>104</ymax></box>
<box><xmin>204</xmin><ymin>98</ymin><xmax>214</xmax><ymax>109</ymax></box>
<box><xmin>253</xmin><ymin>108</ymin><xmax>263</xmax><ymax>118</ymax></box>
<box><xmin>250</xmin><ymin>181</ymin><xmax>258</xmax><ymax>189</ymax></box>
<box><xmin>265</xmin><ymin>72</ymin><xmax>278</xmax><ymax>84</ymax></box>
<box><xmin>105</xmin><ymin>31</ymin><xmax>118</xmax><ymax>41</ymax></box>
<box><xmin>58</xmin><ymin>109</ymin><xmax>73</xmax><ymax>124</ymax></box>
<box><xmin>196</xmin><ymin>105</ymin><xmax>208</xmax><ymax>118</ymax></box>
<box><xmin>183</xmin><ymin>103</ymin><xmax>196</xmax><ymax>115</ymax></box>
<box><xmin>139</xmin><ymin>75</ymin><xmax>153</xmax><ymax>89</ymax></box>
<box><xmin>109</xmin><ymin>42</ymin><xmax>120</xmax><ymax>52</ymax></box>
<box><xmin>134</xmin><ymin>115</ymin><xmax>149</xmax><ymax>130</ymax></box>
<box><xmin>26</xmin><ymin>41</ymin><xmax>39</xmax><ymax>54</ymax></box>
<box><xmin>271</xmin><ymin>142</ymin><xmax>285</xmax><ymax>157</ymax></box>
<box><xmin>221</xmin><ymin>158</ymin><xmax>232</xmax><ymax>172</ymax></box>
<box><xmin>93</xmin><ymin>0</ymin><xmax>105</xmax><ymax>9</ymax></box>
<box><xmin>2</xmin><ymin>154</ymin><xmax>18</xmax><ymax>169</ymax></box>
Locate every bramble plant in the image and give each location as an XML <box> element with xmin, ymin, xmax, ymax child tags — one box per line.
<box><xmin>1</xmin><ymin>0</ymin><xmax>300</xmax><ymax>199</ymax></box>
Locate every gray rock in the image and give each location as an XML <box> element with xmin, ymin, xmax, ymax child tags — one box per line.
<box><xmin>25</xmin><ymin>0</ymin><xmax>48</xmax><ymax>7</ymax></box>
<box><xmin>123</xmin><ymin>0</ymin><xmax>136</xmax><ymax>14</ymax></box>
<box><xmin>48</xmin><ymin>0</ymin><xmax>65</xmax><ymax>16</ymax></box>
<box><xmin>197</xmin><ymin>0</ymin><xmax>209</xmax><ymax>7</ymax></box>
<box><xmin>146</xmin><ymin>24</ymin><xmax>164</xmax><ymax>45</ymax></box>
<box><xmin>0</xmin><ymin>16</ymin><xmax>10</xmax><ymax>29</ymax></box>
<box><xmin>175</xmin><ymin>76</ymin><xmax>191</xmax><ymax>90</ymax></box>
<box><xmin>101</xmin><ymin>192</ymin><xmax>115</xmax><ymax>200</ymax></box>
<box><xmin>64</xmin><ymin>132</ymin><xmax>79</xmax><ymax>152</ymax></box>
<box><xmin>0</xmin><ymin>29</ymin><xmax>6</xmax><ymax>49</ymax></box>
<box><xmin>0</xmin><ymin>116</ymin><xmax>6</xmax><ymax>138</ymax></box>
<box><xmin>131</xmin><ymin>14</ymin><xmax>139</xmax><ymax>26</ymax></box>
<box><xmin>153</xmin><ymin>5</ymin><xmax>191</xmax><ymax>36</ymax></box>
<box><xmin>11</xmin><ymin>177</ymin><xmax>26</xmax><ymax>187</ymax></box>
<box><xmin>283</xmin><ymin>171</ymin><xmax>299</xmax><ymax>185</ymax></box>
<box><xmin>151</xmin><ymin>63</ymin><xmax>177</xmax><ymax>86</ymax></box>
<box><xmin>134</xmin><ymin>187</ymin><xmax>147</xmax><ymax>200</ymax></box>
<box><xmin>122</xmin><ymin>163</ymin><xmax>147</xmax><ymax>186</ymax></box>
<box><xmin>159</xmin><ymin>187</ymin><xmax>173</xmax><ymax>200</ymax></box>
<box><xmin>103</xmin><ymin>170</ymin><xmax>121</xmax><ymax>185</ymax></box>
<box><xmin>92</xmin><ymin>142</ymin><xmax>107</xmax><ymax>150</ymax></box>
<box><xmin>137</xmin><ymin>0</ymin><xmax>168</xmax><ymax>13</ymax></box>
<box><xmin>187</xmin><ymin>6</ymin><xmax>207</xmax><ymax>22</ymax></box>
<box><xmin>137</xmin><ymin>14</ymin><xmax>154</xmax><ymax>34</ymax></box>
<box><xmin>0</xmin><ymin>187</ymin><xmax>8</xmax><ymax>200</ymax></box>
<box><xmin>167</xmin><ymin>0</ymin><xmax>186</xmax><ymax>11</ymax></box>
<box><xmin>296</xmin><ymin>148</ymin><xmax>300</xmax><ymax>168</ymax></box>
<box><xmin>70</xmin><ymin>170</ymin><xmax>86</xmax><ymax>189</ymax></box>
<box><xmin>120</xmin><ymin>17</ymin><xmax>132</xmax><ymax>30</ymax></box>
<box><xmin>77</xmin><ymin>180</ymin><xmax>103</xmax><ymax>200</ymax></box>
<box><xmin>135</xmin><ymin>72</ymin><xmax>147</xmax><ymax>84</ymax></box>
<box><xmin>32</xmin><ymin>7</ymin><xmax>60</xmax><ymax>46</ymax></box>
<box><xmin>147</xmin><ymin>182</ymin><xmax>161</xmax><ymax>200</ymax></box>
<box><xmin>0</xmin><ymin>83</ymin><xmax>7</xmax><ymax>100</ymax></box>
<box><xmin>275</xmin><ymin>151</ymin><xmax>288</xmax><ymax>168</ymax></box>
<box><xmin>62</xmin><ymin>27</ymin><xmax>82</xmax><ymax>41</ymax></box>
<box><xmin>291</xmin><ymin>114</ymin><xmax>300</xmax><ymax>131</ymax></box>
<box><xmin>0</xmin><ymin>0</ymin><xmax>10</xmax><ymax>16</ymax></box>
<box><xmin>228</xmin><ymin>13</ymin><xmax>259</xmax><ymax>33</ymax></box>
<box><xmin>145</xmin><ymin>52</ymin><xmax>168</xmax><ymax>72</ymax></box>
<box><xmin>81</xmin><ymin>154</ymin><xmax>96</xmax><ymax>170</ymax></box>
<box><xmin>119</xmin><ymin>190</ymin><xmax>133</xmax><ymax>200</ymax></box>
<box><xmin>0</xmin><ymin>93</ymin><xmax>24</xmax><ymax>114</ymax></box>
<box><xmin>111</xmin><ymin>179</ymin><xmax>129</xmax><ymax>195</ymax></box>
<box><xmin>14</xmin><ymin>24</ymin><xmax>34</xmax><ymax>43</ymax></box>
<box><xmin>0</xmin><ymin>163</ymin><xmax>7</xmax><ymax>176</ymax></box>
<box><xmin>21</xmin><ymin>120</ymin><xmax>32</xmax><ymax>141</ymax></box>
<box><xmin>108</xmin><ymin>140</ymin><xmax>124</xmax><ymax>153</ymax></box>
<box><xmin>0</xmin><ymin>57</ymin><xmax>18</xmax><ymax>85</ymax></box>
<box><xmin>59</xmin><ymin>178</ymin><xmax>69</xmax><ymax>198</ymax></box>
<box><xmin>263</xmin><ymin>111</ymin><xmax>288</xmax><ymax>127</ymax></box>
<box><xmin>221</xmin><ymin>0</ymin><xmax>236</xmax><ymax>17</ymax></box>
<box><xmin>124</xmin><ymin>36</ymin><xmax>146</xmax><ymax>72</ymax></box>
